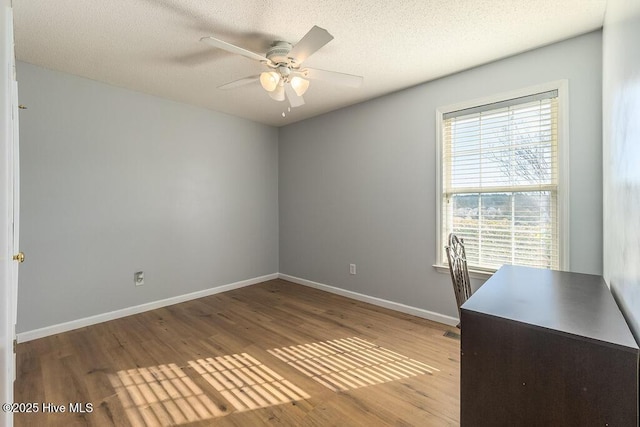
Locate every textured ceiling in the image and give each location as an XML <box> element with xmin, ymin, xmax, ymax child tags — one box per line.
<box><xmin>13</xmin><ymin>0</ymin><xmax>606</xmax><ymax>127</ymax></box>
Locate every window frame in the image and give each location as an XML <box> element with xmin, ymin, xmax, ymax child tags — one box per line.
<box><xmin>434</xmin><ymin>81</ymin><xmax>570</xmax><ymax>277</ymax></box>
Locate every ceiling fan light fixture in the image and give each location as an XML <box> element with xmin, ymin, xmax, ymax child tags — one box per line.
<box><xmin>260</xmin><ymin>71</ymin><xmax>280</xmax><ymax>92</ymax></box>
<box><xmin>290</xmin><ymin>76</ymin><xmax>310</xmax><ymax>96</ymax></box>
<box><xmin>268</xmin><ymin>84</ymin><xmax>285</xmax><ymax>101</ymax></box>
<box><xmin>202</xmin><ymin>26</ymin><xmax>363</xmax><ymax>110</ymax></box>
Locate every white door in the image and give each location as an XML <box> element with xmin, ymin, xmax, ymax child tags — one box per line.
<box><xmin>1</xmin><ymin>3</ymin><xmax>18</xmax><ymax>426</ymax></box>
<box><xmin>9</xmin><ymin>62</ymin><xmax>20</xmax><ymax>383</ymax></box>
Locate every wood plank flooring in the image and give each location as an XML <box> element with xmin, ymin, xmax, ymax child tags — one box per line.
<box><xmin>14</xmin><ymin>279</ymin><xmax>460</xmax><ymax>426</ymax></box>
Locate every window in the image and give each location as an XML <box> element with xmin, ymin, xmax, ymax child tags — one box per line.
<box><xmin>437</xmin><ymin>84</ymin><xmax>567</xmax><ymax>273</ymax></box>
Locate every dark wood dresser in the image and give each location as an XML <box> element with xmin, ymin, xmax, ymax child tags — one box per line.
<box><xmin>460</xmin><ymin>265</ymin><xmax>639</xmax><ymax>426</ymax></box>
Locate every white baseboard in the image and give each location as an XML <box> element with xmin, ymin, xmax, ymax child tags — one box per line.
<box><xmin>18</xmin><ymin>272</ymin><xmax>457</xmax><ymax>343</ymax></box>
<box><xmin>17</xmin><ymin>273</ymin><xmax>279</xmax><ymax>343</ymax></box>
<box><xmin>278</xmin><ymin>273</ymin><xmax>459</xmax><ymax>327</ymax></box>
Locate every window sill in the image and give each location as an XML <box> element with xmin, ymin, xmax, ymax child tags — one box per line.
<box><xmin>432</xmin><ymin>264</ymin><xmax>495</xmax><ymax>280</ymax></box>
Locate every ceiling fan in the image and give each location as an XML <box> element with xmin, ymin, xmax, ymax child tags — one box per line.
<box><xmin>200</xmin><ymin>26</ymin><xmax>363</xmax><ymax>108</ymax></box>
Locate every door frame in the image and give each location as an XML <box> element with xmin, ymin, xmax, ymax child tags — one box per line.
<box><xmin>1</xmin><ymin>2</ymin><xmax>17</xmax><ymax>426</ymax></box>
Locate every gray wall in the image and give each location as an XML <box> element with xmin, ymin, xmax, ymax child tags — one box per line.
<box><xmin>279</xmin><ymin>32</ymin><xmax>603</xmax><ymax>319</ymax></box>
<box><xmin>603</xmin><ymin>1</ymin><xmax>640</xmax><ymax>339</ymax></box>
<box><xmin>17</xmin><ymin>30</ymin><xmax>606</xmax><ymax>333</ymax></box>
<box><xmin>17</xmin><ymin>62</ymin><xmax>279</xmax><ymax>333</ymax></box>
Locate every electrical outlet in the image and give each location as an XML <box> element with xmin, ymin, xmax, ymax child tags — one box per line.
<box><xmin>134</xmin><ymin>271</ymin><xmax>144</xmax><ymax>286</ymax></box>
<box><xmin>350</xmin><ymin>264</ymin><xmax>356</xmax><ymax>275</ymax></box>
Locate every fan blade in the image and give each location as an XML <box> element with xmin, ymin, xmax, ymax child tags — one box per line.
<box><xmin>200</xmin><ymin>36</ymin><xmax>268</xmax><ymax>62</ymax></box>
<box><xmin>284</xmin><ymin>84</ymin><xmax>305</xmax><ymax>108</ymax></box>
<box><xmin>217</xmin><ymin>75</ymin><xmax>260</xmax><ymax>90</ymax></box>
<box><xmin>288</xmin><ymin>26</ymin><xmax>334</xmax><ymax>64</ymax></box>
<box><xmin>301</xmin><ymin>68</ymin><xmax>363</xmax><ymax>88</ymax></box>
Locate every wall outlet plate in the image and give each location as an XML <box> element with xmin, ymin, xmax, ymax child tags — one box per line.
<box><xmin>134</xmin><ymin>271</ymin><xmax>144</xmax><ymax>286</ymax></box>
<box><xmin>349</xmin><ymin>264</ymin><xmax>356</xmax><ymax>275</ymax></box>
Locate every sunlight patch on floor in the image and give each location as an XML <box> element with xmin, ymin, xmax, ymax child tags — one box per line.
<box><xmin>109</xmin><ymin>338</ymin><xmax>427</xmax><ymax>424</ymax></box>
<box><xmin>188</xmin><ymin>353</ymin><xmax>310</xmax><ymax>412</ymax></box>
<box><xmin>268</xmin><ymin>336</ymin><xmax>439</xmax><ymax>392</ymax></box>
<box><xmin>109</xmin><ymin>353</ymin><xmax>310</xmax><ymax>426</ymax></box>
<box><xmin>108</xmin><ymin>363</ymin><xmax>225</xmax><ymax>427</ymax></box>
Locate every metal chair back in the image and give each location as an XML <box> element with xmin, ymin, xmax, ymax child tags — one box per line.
<box><xmin>445</xmin><ymin>233</ymin><xmax>472</xmax><ymax>326</ymax></box>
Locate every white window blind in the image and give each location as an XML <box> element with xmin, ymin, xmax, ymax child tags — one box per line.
<box><xmin>441</xmin><ymin>90</ymin><xmax>559</xmax><ymax>271</ymax></box>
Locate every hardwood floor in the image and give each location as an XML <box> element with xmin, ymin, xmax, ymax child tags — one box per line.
<box><xmin>14</xmin><ymin>279</ymin><xmax>461</xmax><ymax>426</ymax></box>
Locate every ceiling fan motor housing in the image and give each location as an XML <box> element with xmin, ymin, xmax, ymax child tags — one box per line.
<box><xmin>266</xmin><ymin>41</ymin><xmax>294</xmax><ymax>65</ymax></box>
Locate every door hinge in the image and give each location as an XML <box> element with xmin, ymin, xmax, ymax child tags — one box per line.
<box><xmin>13</xmin><ymin>339</ymin><xmax>17</xmax><ymax>354</ymax></box>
